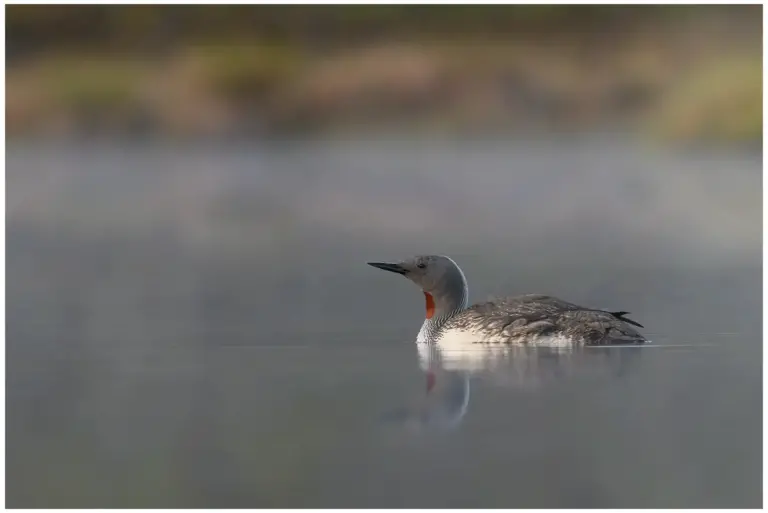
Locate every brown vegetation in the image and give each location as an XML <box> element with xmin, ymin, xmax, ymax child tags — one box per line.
<box><xmin>5</xmin><ymin>5</ymin><xmax>761</xmax><ymax>142</ymax></box>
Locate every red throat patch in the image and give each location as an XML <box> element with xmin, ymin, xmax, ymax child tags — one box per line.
<box><xmin>424</xmin><ymin>292</ymin><xmax>435</xmax><ymax>319</ymax></box>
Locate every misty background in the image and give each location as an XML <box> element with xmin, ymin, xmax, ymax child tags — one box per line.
<box><xmin>6</xmin><ymin>5</ymin><xmax>762</xmax><ymax>508</ymax></box>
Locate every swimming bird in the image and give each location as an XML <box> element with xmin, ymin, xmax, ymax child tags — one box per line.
<box><xmin>368</xmin><ymin>255</ymin><xmax>647</xmax><ymax>347</ymax></box>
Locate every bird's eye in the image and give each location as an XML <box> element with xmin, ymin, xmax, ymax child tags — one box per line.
<box><xmin>416</xmin><ymin>263</ymin><xmax>426</xmax><ymax>269</ymax></box>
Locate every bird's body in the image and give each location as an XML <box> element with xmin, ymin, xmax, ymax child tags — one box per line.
<box><xmin>369</xmin><ymin>255</ymin><xmax>647</xmax><ymax>348</ymax></box>
<box><xmin>435</xmin><ymin>293</ymin><xmax>645</xmax><ymax>346</ymax></box>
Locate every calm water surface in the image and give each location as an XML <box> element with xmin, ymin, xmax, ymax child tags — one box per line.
<box><xmin>7</xmin><ymin>139</ymin><xmax>761</xmax><ymax>507</ymax></box>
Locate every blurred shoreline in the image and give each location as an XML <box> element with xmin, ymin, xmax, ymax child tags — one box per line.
<box><xmin>6</xmin><ymin>5</ymin><xmax>761</xmax><ymax>144</ymax></box>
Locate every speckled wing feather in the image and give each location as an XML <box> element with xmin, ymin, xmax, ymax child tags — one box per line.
<box><xmin>442</xmin><ymin>294</ymin><xmax>646</xmax><ymax>345</ymax></box>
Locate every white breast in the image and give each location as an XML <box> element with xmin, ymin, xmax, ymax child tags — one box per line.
<box><xmin>438</xmin><ymin>326</ymin><xmax>577</xmax><ymax>347</ymax></box>
<box><xmin>427</xmin><ymin>327</ymin><xmax>578</xmax><ymax>372</ymax></box>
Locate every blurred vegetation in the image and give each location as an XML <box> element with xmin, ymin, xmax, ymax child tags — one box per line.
<box><xmin>6</xmin><ymin>5</ymin><xmax>762</xmax><ymax>143</ymax></box>
<box><xmin>190</xmin><ymin>42</ymin><xmax>305</xmax><ymax>103</ymax></box>
<box><xmin>5</xmin><ymin>5</ymin><xmax>706</xmax><ymax>54</ymax></box>
<box><xmin>646</xmin><ymin>54</ymin><xmax>762</xmax><ymax>143</ymax></box>
<box><xmin>49</xmin><ymin>58</ymin><xmax>147</xmax><ymax>112</ymax></box>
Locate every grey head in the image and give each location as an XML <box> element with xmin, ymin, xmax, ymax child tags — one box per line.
<box><xmin>367</xmin><ymin>255</ymin><xmax>469</xmax><ymax>312</ymax></box>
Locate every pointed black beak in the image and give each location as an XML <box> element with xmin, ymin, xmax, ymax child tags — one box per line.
<box><xmin>367</xmin><ymin>262</ymin><xmax>407</xmax><ymax>275</ymax></box>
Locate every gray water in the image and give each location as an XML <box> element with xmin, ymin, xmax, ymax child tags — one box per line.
<box><xmin>6</xmin><ymin>138</ymin><xmax>762</xmax><ymax>507</ymax></box>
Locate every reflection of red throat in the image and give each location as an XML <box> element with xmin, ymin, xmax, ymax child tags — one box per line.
<box><xmin>426</xmin><ymin>370</ymin><xmax>436</xmax><ymax>392</ymax></box>
<box><xmin>424</xmin><ymin>292</ymin><xmax>435</xmax><ymax>319</ymax></box>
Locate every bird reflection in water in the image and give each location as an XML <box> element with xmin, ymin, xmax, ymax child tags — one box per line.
<box><xmin>382</xmin><ymin>342</ymin><xmax>644</xmax><ymax>432</ymax></box>
<box><xmin>379</xmin><ymin>366</ymin><xmax>470</xmax><ymax>433</ymax></box>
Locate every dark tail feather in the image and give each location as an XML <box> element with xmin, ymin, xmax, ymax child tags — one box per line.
<box><xmin>609</xmin><ymin>311</ymin><xmax>644</xmax><ymax>328</ymax></box>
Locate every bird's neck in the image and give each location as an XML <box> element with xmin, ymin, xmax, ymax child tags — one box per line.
<box><xmin>416</xmin><ymin>285</ymin><xmax>469</xmax><ymax>344</ymax></box>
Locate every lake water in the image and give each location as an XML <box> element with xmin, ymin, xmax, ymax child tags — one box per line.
<box><xmin>6</xmin><ymin>138</ymin><xmax>762</xmax><ymax>507</ymax></box>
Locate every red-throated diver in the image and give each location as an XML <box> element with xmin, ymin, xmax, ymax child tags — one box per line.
<box><xmin>368</xmin><ymin>255</ymin><xmax>647</xmax><ymax>348</ymax></box>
